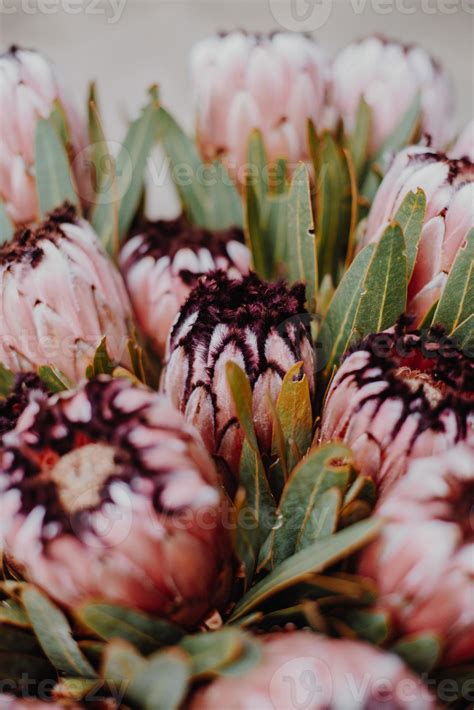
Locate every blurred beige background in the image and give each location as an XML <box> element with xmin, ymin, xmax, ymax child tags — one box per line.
<box><xmin>2</xmin><ymin>0</ymin><xmax>473</xmax><ymax>215</ymax></box>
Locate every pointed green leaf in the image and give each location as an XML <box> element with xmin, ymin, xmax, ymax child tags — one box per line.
<box><xmin>157</xmin><ymin>107</ymin><xmax>242</xmax><ymax>230</ymax></box>
<box><xmin>0</xmin><ymin>600</ymin><xmax>30</xmax><ymax>628</ymax></box>
<box><xmin>313</xmin><ymin>131</ymin><xmax>352</xmax><ymax>284</ymax></box>
<box><xmin>180</xmin><ymin>628</ymin><xmax>245</xmax><ymax>678</ymax></box>
<box><xmin>394</xmin><ymin>188</ymin><xmax>427</xmax><ymax>278</ymax></box>
<box><xmin>272</xmin><ymin>443</ymin><xmax>352</xmax><ymax>566</ymax></box>
<box><xmin>225</xmin><ymin>362</ymin><xmax>257</xmax><ymax>450</ymax></box>
<box><xmin>450</xmin><ymin>314</ymin><xmax>474</xmax><ymax>356</ymax></box>
<box><xmin>392</xmin><ymin>633</ymin><xmax>442</xmax><ymax>673</ymax></box>
<box><xmin>433</xmin><ymin>229</ymin><xmax>473</xmax><ymax>335</ymax></box>
<box><xmin>287</xmin><ymin>163</ymin><xmax>317</xmax><ymax>311</ymax></box>
<box><xmin>355</xmin><ymin>223</ymin><xmax>407</xmax><ymax>336</ymax></box>
<box><xmin>0</xmin><ymin>203</ymin><xmax>13</xmax><ymax>245</ymax></box>
<box><xmin>296</xmin><ymin>487</ymin><xmax>342</xmax><ymax>550</ymax></box>
<box><xmin>347</xmin><ymin>97</ymin><xmax>371</xmax><ymax>180</ymax></box>
<box><xmin>38</xmin><ymin>365</ymin><xmax>73</xmax><ymax>393</ymax></box>
<box><xmin>86</xmin><ymin>337</ymin><xmax>115</xmax><ymax>377</ymax></box>
<box><xmin>76</xmin><ymin>603</ymin><xmax>183</xmax><ymax>655</ymax></box>
<box><xmin>125</xmin><ymin>648</ymin><xmax>190</xmax><ymax>710</ymax></box>
<box><xmin>245</xmin><ymin>181</ymin><xmax>269</xmax><ymax>278</ymax></box>
<box><xmin>35</xmin><ymin>118</ymin><xmax>80</xmax><ymax>216</ymax></box>
<box><xmin>274</xmin><ymin>361</ymin><xmax>313</xmax><ymax>473</ymax></box>
<box><xmin>22</xmin><ymin>586</ymin><xmax>97</xmax><ymax>678</ymax></box>
<box><xmin>320</xmin><ymin>243</ymin><xmax>375</xmax><ymax>377</ymax></box>
<box><xmin>338</xmin><ymin>609</ymin><xmax>390</xmax><ymax>645</ymax></box>
<box><xmin>229</xmin><ymin>517</ymin><xmax>382</xmax><ymax>621</ymax></box>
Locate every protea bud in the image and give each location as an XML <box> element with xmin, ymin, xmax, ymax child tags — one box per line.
<box><xmin>450</xmin><ymin>119</ymin><xmax>474</xmax><ymax>160</ymax></box>
<box><xmin>0</xmin><ymin>47</ymin><xmax>88</xmax><ymax>225</ymax></box>
<box><xmin>0</xmin><ymin>372</ymin><xmax>47</xmax><ymax>437</ymax></box>
<box><xmin>0</xmin><ymin>204</ymin><xmax>132</xmax><ymax>382</ymax></box>
<box><xmin>0</xmin><ymin>376</ymin><xmax>232</xmax><ymax>626</ymax></box>
<box><xmin>361</xmin><ymin>146</ymin><xmax>474</xmax><ymax>323</ymax></box>
<box><xmin>359</xmin><ymin>444</ymin><xmax>473</xmax><ymax>666</ymax></box>
<box><xmin>330</xmin><ymin>36</ymin><xmax>454</xmax><ymax>155</ymax></box>
<box><xmin>119</xmin><ymin>217</ymin><xmax>250</xmax><ymax>357</ymax></box>
<box><xmin>191</xmin><ymin>631</ymin><xmax>435</xmax><ymax>709</ymax></box>
<box><xmin>320</xmin><ymin>323</ymin><xmax>473</xmax><ymax>496</ymax></box>
<box><xmin>191</xmin><ymin>31</ymin><xmax>329</xmax><ymax>177</ymax></box>
<box><xmin>163</xmin><ymin>271</ymin><xmax>315</xmax><ymax>475</ymax></box>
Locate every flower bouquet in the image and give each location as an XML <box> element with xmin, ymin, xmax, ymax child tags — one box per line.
<box><xmin>0</xmin><ymin>29</ymin><xmax>472</xmax><ymax>709</ymax></box>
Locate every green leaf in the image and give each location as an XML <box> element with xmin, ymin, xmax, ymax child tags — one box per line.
<box><xmin>354</xmin><ymin>222</ymin><xmax>407</xmax><ymax>337</ymax></box>
<box><xmin>394</xmin><ymin>188</ymin><xmax>427</xmax><ymax>278</ymax></box>
<box><xmin>219</xmin><ymin>637</ymin><xmax>262</xmax><ymax>678</ymax></box>
<box><xmin>272</xmin><ymin>443</ymin><xmax>352</xmax><ymax>566</ymax></box>
<box><xmin>88</xmin><ymin>88</ymin><xmax>119</xmax><ymax>255</ymax></box>
<box><xmin>0</xmin><ymin>203</ymin><xmax>14</xmax><ymax>245</ymax></box>
<box><xmin>274</xmin><ymin>361</ymin><xmax>313</xmax><ymax>474</ymax></box>
<box><xmin>180</xmin><ymin>628</ymin><xmax>245</xmax><ymax>678</ymax></box>
<box><xmin>313</xmin><ymin>131</ymin><xmax>352</xmax><ymax>284</ymax></box>
<box><xmin>347</xmin><ymin>97</ymin><xmax>371</xmax><ymax>180</ymax></box>
<box><xmin>245</xmin><ymin>181</ymin><xmax>269</xmax><ymax>279</ymax></box>
<box><xmin>37</xmin><ymin>365</ymin><xmax>73</xmax><ymax>393</ymax></box>
<box><xmin>86</xmin><ymin>337</ymin><xmax>115</xmax><ymax>377</ymax></box>
<box><xmin>320</xmin><ymin>244</ymin><xmax>375</xmax><ymax>377</ymax></box>
<box><xmin>122</xmin><ymin>647</ymin><xmax>191</xmax><ymax>710</ymax></box>
<box><xmin>229</xmin><ymin>517</ymin><xmax>382</xmax><ymax>621</ymax></box>
<box><xmin>117</xmin><ymin>98</ymin><xmax>161</xmax><ymax>239</ymax></box>
<box><xmin>433</xmin><ymin>228</ymin><xmax>473</xmax><ymax>335</ymax></box>
<box><xmin>287</xmin><ymin>164</ymin><xmax>317</xmax><ymax>312</ymax></box>
<box><xmin>296</xmin><ymin>487</ymin><xmax>341</xmax><ymax>550</ymax></box>
<box><xmin>0</xmin><ymin>599</ymin><xmax>30</xmax><ymax>628</ymax></box>
<box><xmin>338</xmin><ymin>609</ymin><xmax>390</xmax><ymax>645</ymax></box>
<box><xmin>0</xmin><ymin>363</ymin><xmax>15</xmax><ymax>397</ymax></box>
<box><xmin>361</xmin><ymin>94</ymin><xmax>421</xmax><ymax>204</ymax></box>
<box><xmin>76</xmin><ymin>603</ymin><xmax>183</xmax><ymax>656</ymax></box>
<box><xmin>392</xmin><ymin>633</ymin><xmax>442</xmax><ymax>673</ymax></box>
<box><xmin>225</xmin><ymin>362</ymin><xmax>257</xmax><ymax>450</ymax></box>
<box><xmin>35</xmin><ymin>118</ymin><xmax>80</xmax><ymax>216</ymax></box>
<box><xmin>101</xmin><ymin>639</ymin><xmax>145</xmax><ymax>682</ymax></box>
<box><xmin>22</xmin><ymin>586</ymin><xmax>97</xmax><ymax>678</ymax></box>
<box><xmin>450</xmin><ymin>314</ymin><xmax>474</xmax><ymax>356</ymax></box>
<box><xmin>157</xmin><ymin>107</ymin><xmax>242</xmax><ymax>230</ymax></box>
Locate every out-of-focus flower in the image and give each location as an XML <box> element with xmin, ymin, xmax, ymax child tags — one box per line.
<box><xmin>330</xmin><ymin>36</ymin><xmax>454</xmax><ymax>155</ymax></box>
<box><xmin>0</xmin><ymin>376</ymin><xmax>232</xmax><ymax>626</ymax></box>
<box><xmin>320</xmin><ymin>322</ymin><xmax>473</xmax><ymax>496</ymax></box>
<box><xmin>191</xmin><ymin>31</ymin><xmax>329</xmax><ymax>176</ymax></box>
<box><xmin>0</xmin><ymin>47</ymin><xmax>88</xmax><ymax>225</ymax></box>
<box><xmin>450</xmin><ymin>119</ymin><xmax>474</xmax><ymax>161</ymax></box>
<box><xmin>163</xmin><ymin>271</ymin><xmax>315</xmax><ymax>476</ymax></box>
<box><xmin>0</xmin><ymin>696</ymin><xmax>71</xmax><ymax>709</ymax></box>
<box><xmin>120</xmin><ymin>217</ymin><xmax>250</xmax><ymax>357</ymax></box>
<box><xmin>0</xmin><ymin>203</ymin><xmax>132</xmax><ymax>382</ymax></box>
<box><xmin>359</xmin><ymin>444</ymin><xmax>474</xmax><ymax>666</ymax></box>
<box><xmin>0</xmin><ymin>372</ymin><xmax>47</xmax><ymax>437</ymax></box>
<box><xmin>361</xmin><ymin>146</ymin><xmax>474</xmax><ymax>323</ymax></box>
<box><xmin>190</xmin><ymin>631</ymin><xmax>435</xmax><ymax>709</ymax></box>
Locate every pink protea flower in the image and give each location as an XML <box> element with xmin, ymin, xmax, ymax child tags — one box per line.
<box><xmin>163</xmin><ymin>271</ymin><xmax>315</xmax><ymax>476</ymax></box>
<box><xmin>0</xmin><ymin>372</ymin><xmax>47</xmax><ymax>437</ymax></box>
<box><xmin>0</xmin><ymin>376</ymin><xmax>232</xmax><ymax>627</ymax></box>
<box><xmin>0</xmin><ymin>697</ymin><xmax>69</xmax><ymax>709</ymax></box>
<box><xmin>359</xmin><ymin>444</ymin><xmax>474</xmax><ymax>666</ymax></box>
<box><xmin>119</xmin><ymin>217</ymin><xmax>250</xmax><ymax>357</ymax></box>
<box><xmin>0</xmin><ymin>204</ymin><xmax>132</xmax><ymax>382</ymax></box>
<box><xmin>191</xmin><ymin>31</ymin><xmax>329</xmax><ymax>177</ymax></box>
<box><xmin>330</xmin><ymin>36</ymin><xmax>454</xmax><ymax>155</ymax></box>
<box><xmin>320</xmin><ymin>323</ymin><xmax>473</xmax><ymax>496</ymax></box>
<box><xmin>450</xmin><ymin>119</ymin><xmax>474</xmax><ymax>160</ymax></box>
<box><xmin>361</xmin><ymin>146</ymin><xmax>474</xmax><ymax>323</ymax></box>
<box><xmin>191</xmin><ymin>631</ymin><xmax>435</xmax><ymax>709</ymax></box>
<box><xmin>0</xmin><ymin>47</ymin><xmax>88</xmax><ymax>225</ymax></box>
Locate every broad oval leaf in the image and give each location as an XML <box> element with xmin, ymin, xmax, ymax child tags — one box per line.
<box><xmin>274</xmin><ymin>361</ymin><xmax>313</xmax><ymax>474</ymax></box>
<box><xmin>229</xmin><ymin>517</ymin><xmax>382</xmax><ymax>621</ymax></box>
<box><xmin>180</xmin><ymin>628</ymin><xmax>245</xmax><ymax>678</ymax></box>
<box><xmin>122</xmin><ymin>647</ymin><xmax>191</xmax><ymax>710</ymax></box>
<box><xmin>35</xmin><ymin>118</ymin><xmax>80</xmax><ymax>216</ymax></box>
<box><xmin>76</xmin><ymin>602</ymin><xmax>183</xmax><ymax>655</ymax></box>
<box><xmin>22</xmin><ymin>586</ymin><xmax>97</xmax><ymax>678</ymax></box>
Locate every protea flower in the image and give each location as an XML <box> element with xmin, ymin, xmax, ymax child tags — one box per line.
<box><xmin>119</xmin><ymin>217</ymin><xmax>250</xmax><ymax>357</ymax></box>
<box><xmin>450</xmin><ymin>119</ymin><xmax>474</xmax><ymax>160</ymax></box>
<box><xmin>0</xmin><ymin>697</ymin><xmax>66</xmax><ymax>709</ymax></box>
<box><xmin>0</xmin><ymin>47</ymin><xmax>88</xmax><ymax>225</ymax></box>
<box><xmin>361</xmin><ymin>146</ymin><xmax>474</xmax><ymax>323</ymax></box>
<box><xmin>163</xmin><ymin>271</ymin><xmax>315</xmax><ymax>476</ymax></box>
<box><xmin>0</xmin><ymin>372</ymin><xmax>47</xmax><ymax>437</ymax></box>
<box><xmin>320</xmin><ymin>322</ymin><xmax>473</xmax><ymax>496</ymax></box>
<box><xmin>191</xmin><ymin>31</ymin><xmax>329</xmax><ymax>177</ymax></box>
<box><xmin>191</xmin><ymin>631</ymin><xmax>435</xmax><ymax>709</ymax></box>
<box><xmin>359</xmin><ymin>444</ymin><xmax>474</xmax><ymax>666</ymax></box>
<box><xmin>0</xmin><ymin>376</ymin><xmax>232</xmax><ymax>627</ymax></box>
<box><xmin>330</xmin><ymin>36</ymin><xmax>454</xmax><ymax>155</ymax></box>
<box><xmin>0</xmin><ymin>203</ymin><xmax>132</xmax><ymax>382</ymax></box>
